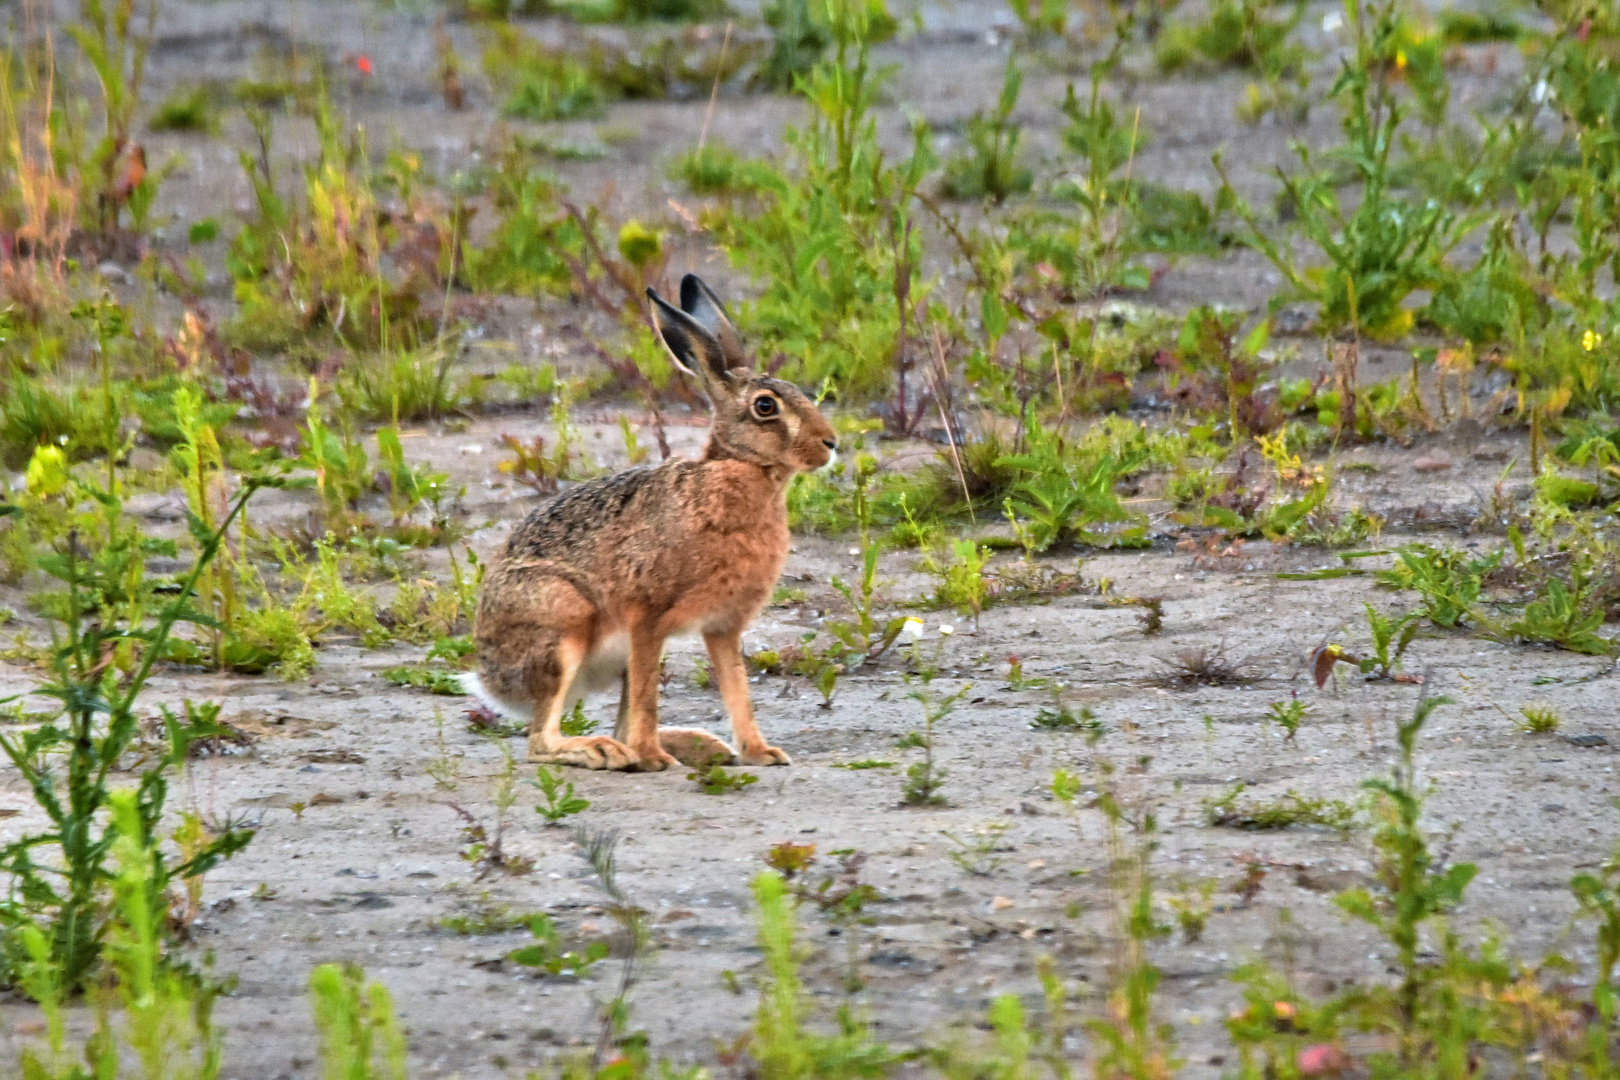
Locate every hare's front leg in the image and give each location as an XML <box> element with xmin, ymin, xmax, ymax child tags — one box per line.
<box><xmin>610</xmin><ymin>671</ymin><xmax>731</xmax><ymax>766</ymax></box>
<box><xmin>621</xmin><ymin>624</ymin><xmax>680</xmax><ymax>772</ymax></box>
<box><xmin>527</xmin><ymin>635</ymin><xmax>639</xmax><ymax>770</ymax></box>
<box><xmin>704</xmin><ymin>628</ymin><xmax>790</xmax><ymax>766</ymax></box>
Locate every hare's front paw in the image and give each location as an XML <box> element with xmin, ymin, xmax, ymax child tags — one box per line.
<box><xmin>627</xmin><ymin>743</ymin><xmax>681</xmax><ymax>772</ymax></box>
<box><xmin>531</xmin><ymin>735</ymin><xmax>639</xmax><ymax>771</ymax></box>
<box><xmin>740</xmin><ymin>744</ymin><xmax>792</xmax><ymax>766</ymax></box>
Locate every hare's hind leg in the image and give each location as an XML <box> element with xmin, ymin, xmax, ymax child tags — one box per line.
<box><xmin>479</xmin><ymin>569</ymin><xmax>639</xmax><ymax>769</ymax></box>
<box><xmin>528</xmin><ymin>635</ymin><xmax>639</xmax><ymax>769</ymax></box>
<box><xmin>660</xmin><ymin>728</ymin><xmax>738</xmax><ymax>767</ymax></box>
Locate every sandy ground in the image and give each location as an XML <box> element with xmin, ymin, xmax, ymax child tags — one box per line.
<box><xmin>2</xmin><ymin>0</ymin><xmax>1615</xmax><ymax>1074</ymax></box>
<box><xmin>1</xmin><ymin>411</ymin><xmax>1614</xmax><ymax>1077</ymax></box>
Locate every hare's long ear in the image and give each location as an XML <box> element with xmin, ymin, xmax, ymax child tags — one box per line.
<box><xmin>648</xmin><ymin>287</ymin><xmax>732</xmax><ymax>390</ymax></box>
<box><xmin>679</xmin><ymin>274</ymin><xmax>746</xmax><ymax>369</ymax></box>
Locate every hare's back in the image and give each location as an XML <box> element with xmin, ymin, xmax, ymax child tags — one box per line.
<box><xmin>503</xmin><ymin>462</ymin><xmax>686</xmax><ymax>563</ymax></box>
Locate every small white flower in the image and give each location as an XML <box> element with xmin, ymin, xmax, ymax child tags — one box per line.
<box><xmin>938</xmin><ymin>624</ymin><xmax>955</xmax><ymax>636</ymax></box>
<box><xmin>897</xmin><ymin>617</ymin><xmax>925</xmax><ymax>645</ymax></box>
<box><xmin>1321</xmin><ymin>10</ymin><xmax>1344</xmax><ymax>32</ymax></box>
<box><xmin>848</xmin><ymin>547</ymin><xmax>861</xmax><ymax>556</ymax></box>
<box><xmin>1531</xmin><ymin>79</ymin><xmax>1552</xmax><ymax>104</ymax></box>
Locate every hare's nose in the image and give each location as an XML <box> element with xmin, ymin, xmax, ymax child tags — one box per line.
<box><xmin>822</xmin><ymin>438</ymin><xmax>838</xmax><ymax>451</ymax></box>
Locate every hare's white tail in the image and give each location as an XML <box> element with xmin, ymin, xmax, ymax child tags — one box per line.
<box><xmin>458</xmin><ymin>672</ymin><xmax>531</xmax><ymax>722</ymax></box>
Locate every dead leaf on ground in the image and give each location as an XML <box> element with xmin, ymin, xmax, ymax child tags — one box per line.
<box><xmin>230</xmin><ymin>711</ymin><xmax>339</xmax><ymax>738</ymax></box>
<box><xmin>301</xmin><ymin>748</ymin><xmax>367</xmax><ymax>764</ymax></box>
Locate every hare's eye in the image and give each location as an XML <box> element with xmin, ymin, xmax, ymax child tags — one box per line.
<box><xmin>752</xmin><ymin>396</ymin><xmax>779</xmax><ymax>419</ymax></box>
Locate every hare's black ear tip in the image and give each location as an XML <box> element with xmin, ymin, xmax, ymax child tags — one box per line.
<box><xmin>645</xmin><ymin>286</ymin><xmax>659</xmax><ymax>301</ymax></box>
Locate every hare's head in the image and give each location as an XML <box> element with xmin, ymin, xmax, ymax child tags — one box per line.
<box><xmin>648</xmin><ymin>275</ymin><xmax>837</xmax><ymax>473</ymax></box>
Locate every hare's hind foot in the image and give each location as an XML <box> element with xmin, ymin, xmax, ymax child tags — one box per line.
<box><xmin>739</xmin><ymin>744</ymin><xmax>792</xmax><ymax>766</ymax></box>
<box><xmin>659</xmin><ymin>728</ymin><xmax>738</xmax><ymax>767</ymax></box>
<box><xmin>530</xmin><ymin>734</ymin><xmax>639</xmax><ymax>771</ymax></box>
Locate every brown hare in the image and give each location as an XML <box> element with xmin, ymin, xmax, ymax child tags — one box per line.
<box><xmin>466</xmin><ymin>275</ymin><xmax>837</xmax><ymax>772</ymax></box>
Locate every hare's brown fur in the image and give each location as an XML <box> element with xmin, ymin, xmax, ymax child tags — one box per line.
<box><xmin>469</xmin><ymin>276</ymin><xmax>836</xmax><ymax>771</ymax></box>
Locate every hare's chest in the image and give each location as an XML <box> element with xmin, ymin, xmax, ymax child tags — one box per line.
<box><xmin>660</xmin><ymin>521</ymin><xmax>787</xmax><ymax>632</ymax></box>
<box><xmin>703</xmin><ymin>521</ymin><xmax>787</xmax><ymax>595</ymax></box>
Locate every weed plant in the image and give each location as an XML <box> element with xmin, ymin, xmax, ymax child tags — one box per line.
<box><xmin>701</xmin><ymin>0</ymin><xmax>927</xmax><ymax>400</ymax></box>
<box><xmin>1515</xmin><ymin>704</ymin><xmax>1561</xmax><ymax>734</ymax></box>
<box><xmin>1264</xmin><ymin>697</ymin><xmax>1307</xmax><ymax>740</ymax></box>
<box><xmin>1030</xmin><ymin>700</ymin><xmax>1101</xmax><ymax>733</ymax></box>
<box><xmin>561</xmin><ymin>699</ymin><xmax>600</xmax><ymax>737</ymax></box>
<box><xmin>484</xmin><ymin>28</ymin><xmax>605</xmax><ymax>122</ymax></box>
<box><xmin>150</xmin><ymin>85</ymin><xmax>217</xmax><ymax>133</ymax></box>
<box><xmin>941</xmin><ymin>822</ymin><xmax>1012</xmax><ymax>876</ymax></box>
<box><xmin>70</xmin><ymin>0</ymin><xmax>163</xmax><ymax>233</ymax></box>
<box><xmin>941</xmin><ymin>58</ymin><xmax>1032</xmax><ymax>204</ymax></box>
<box><xmin>1151</xmin><ymin>641</ymin><xmax>1261</xmax><ymax>687</ymax></box>
<box><xmin>530</xmin><ymin>763</ymin><xmax>591</xmax><ymax>823</ymax></box>
<box><xmin>309</xmin><ymin>963</ymin><xmax>409</xmax><ymax>1080</ymax></box>
<box><xmin>228</xmin><ymin>97</ymin><xmax>442</xmax><ymax>352</ymax></box>
<box><xmin>1161</xmin><ymin>0</ymin><xmax>1309</xmax><ymax>121</ymax></box>
<box><xmin>335</xmin><ymin>346</ymin><xmax>465</xmax><ymax>423</ymax></box>
<box><xmin>923</xmin><ymin>539</ymin><xmax>992</xmax><ymax>630</ymax></box>
<box><xmin>997</xmin><ymin>417</ymin><xmax>1148</xmax><ymax>549</ymax></box>
<box><xmin>1087</xmin><ymin>757</ymin><xmax>1179</xmax><ymax>1080</ymax></box>
<box><xmin>449</xmin><ymin>741</ymin><xmax>534</xmax><ymax>878</ymax></box>
<box><xmin>750</xmin><ymin>870</ymin><xmax>892</xmax><ymax>1078</ymax></box>
<box><xmin>1216</xmin><ymin>0</ymin><xmax>1479</xmax><ymax>340</ymax></box>
<box><xmin>764</xmin><ymin>841</ymin><xmax>818</xmax><ymax>879</ymax></box>
<box><xmin>690</xmin><ymin>763</ymin><xmax>760</xmax><ymax>794</ymax></box>
<box><xmin>1355</xmin><ymin>603</ymin><xmax>1421</xmax><ymax>678</ymax></box>
<box><xmin>0</xmin><ymin>474</ymin><xmax>274</xmax><ymax>990</ymax></box>
<box><xmin>1165</xmin><ymin>880</ymin><xmax>1217</xmax><ymax>943</ymax></box>
<box><xmin>383</xmin><ymin>665</ymin><xmax>467</xmax><ymax>695</ymax></box>
<box><xmin>462</xmin><ymin>158</ymin><xmax>587</xmax><ymax>296</ymax></box>
<box><xmin>1318</xmin><ymin>691</ymin><xmax>1483</xmax><ymax>1070</ymax></box>
<box><xmin>572</xmin><ymin>826</ymin><xmax>655</xmax><ymax>1069</ymax></box>
<box><xmin>898</xmin><ymin>653</ymin><xmax>969</xmax><ymax>806</ymax></box>
<box><xmin>1204</xmin><ymin>783</ymin><xmax>1356</xmax><ymax>831</ymax></box>
<box><xmin>0</xmin><ymin>372</ymin><xmax>134</xmax><ymax>469</ymax></box>
<box><xmin>757</xmin><ymin>0</ymin><xmax>834</xmax><ymax>89</ymax></box>
<box><xmin>1006</xmin><ymin>0</ymin><xmax>1067</xmax><ymax>38</ymax></box>
<box><xmin>13</xmin><ymin>790</ymin><xmax>226</xmax><ymax>1077</ymax></box>
<box><xmin>1155</xmin><ymin>0</ymin><xmax>1306</xmax><ymax>77</ymax></box>
<box><xmin>1376</xmin><ymin>543</ymin><xmax>1499</xmax><ymax>628</ymax></box>
<box><xmin>1158</xmin><ymin>307</ymin><xmax>1278</xmax><ymax>444</ymax></box>
<box><xmin>826</xmin><ymin>453</ymin><xmax>906</xmax><ymax>661</ymax></box>
<box><xmin>508</xmin><ymin>913</ymin><xmax>610</xmax><ymax>976</ymax></box>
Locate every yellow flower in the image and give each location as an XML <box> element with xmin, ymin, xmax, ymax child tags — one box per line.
<box><xmin>1395</xmin><ymin>49</ymin><xmax>1408</xmax><ymax>70</ymax></box>
<box><xmin>1584</xmin><ymin>329</ymin><xmax>1602</xmax><ymax>351</ymax></box>
<box><xmin>25</xmin><ymin>445</ymin><xmax>69</xmax><ymax>498</ymax></box>
<box><xmin>616</xmin><ymin>220</ymin><xmax>663</xmax><ymax>270</ymax></box>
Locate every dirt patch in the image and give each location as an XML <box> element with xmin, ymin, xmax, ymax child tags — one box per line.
<box><xmin>0</xmin><ymin>0</ymin><xmax>1613</xmax><ymax>1074</ymax></box>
